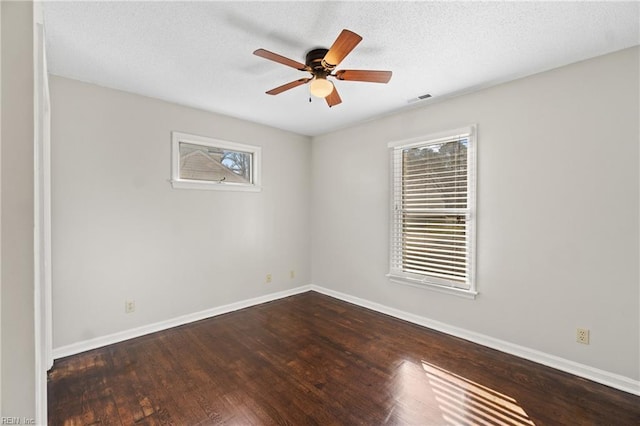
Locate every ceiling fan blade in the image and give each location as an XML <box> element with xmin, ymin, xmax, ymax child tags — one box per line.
<box><xmin>253</xmin><ymin>48</ymin><xmax>309</xmax><ymax>71</ymax></box>
<box><xmin>334</xmin><ymin>70</ymin><xmax>392</xmax><ymax>83</ymax></box>
<box><xmin>323</xmin><ymin>29</ymin><xmax>362</xmax><ymax>68</ymax></box>
<box><xmin>325</xmin><ymin>86</ymin><xmax>342</xmax><ymax>107</ymax></box>
<box><xmin>266</xmin><ymin>78</ymin><xmax>311</xmax><ymax>95</ymax></box>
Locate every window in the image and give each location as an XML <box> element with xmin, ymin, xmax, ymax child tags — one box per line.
<box><xmin>171</xmin><ymin>132</ymin><xmax>261</xmax><ymax>191</ymax></box>
<box><xmin>388</xmin><ymin>126</ymin><xmax>477</xmax><ymax>297</ymax></box>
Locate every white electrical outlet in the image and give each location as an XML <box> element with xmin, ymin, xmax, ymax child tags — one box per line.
<box><xmin>266</xmin><ymin>274</ymin><xmax>272</xmax><ymax>284</ymax></box>
<box><xmin>125</xmin><ymin>300</ymin><xmax>136</xmax><ymax>314</ymax></box>
<box><xmin>576</xmin><ymin>328</ymin><xmax>589</xmax><ymax>344</ymax></box>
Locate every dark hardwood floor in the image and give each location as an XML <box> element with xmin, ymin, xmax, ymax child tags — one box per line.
<box><xmin>48</xmin><ymin>291</ymin><xmax>639</xmax><ymax>425</ymax></box>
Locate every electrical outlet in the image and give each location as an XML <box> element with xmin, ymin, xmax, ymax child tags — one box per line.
<box><xmin>290</xmin><ymin>270</ymin><xmax>295</xmax><ymax>279</ymax></box>
<box><xmin>125</xmin><ymin>300</ymin><xmax>135</xmax><ymax>314</ymax></box>
<box><xmin>266</xmin><ymin>274</ymin><xmax>272</xmax><ymax>284</ymax></box>
<box><xmin>576</xmin><ymin>328</ymin><xmax>589</xmax><ymax>344</ymax></box>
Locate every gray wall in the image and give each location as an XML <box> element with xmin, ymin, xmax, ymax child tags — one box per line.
<box><xmin>50</xmin><ymin>76</ymin><xmax>312</xmax><ymax>348</ymax></box>
<box><xmin>1</xmin><ymin>0</ymin><xmax>36</xmax><ymax>418</ymax></box>
<box><xmin>311</xmin><ymin>47</ymin><xmax>640</xmax><ymax>381</ymax></box>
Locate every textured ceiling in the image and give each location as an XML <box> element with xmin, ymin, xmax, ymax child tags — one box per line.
<box><xmin>43</xmin><ymin>1</ymin><xmax>639</xmax><ymax>136</ymax></box>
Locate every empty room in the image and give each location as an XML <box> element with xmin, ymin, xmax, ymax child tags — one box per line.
<box><xmin>1</xmin><ymin>1</ymin><xmax>639</xmax><ymax>424</ymax></box>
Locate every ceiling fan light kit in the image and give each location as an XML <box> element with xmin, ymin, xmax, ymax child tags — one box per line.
<box><xmin>254</xmin><ymin>29</ymin><xmax>392</xmax><ymax>107</ymax></box>
<box><xmin>309</xmin><ymin>77</ymin><xmax>334</xmax><ymax>98</ymax></box>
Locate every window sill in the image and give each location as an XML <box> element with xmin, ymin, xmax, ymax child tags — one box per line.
<box><xmin>170</xmin><ymin>179</ymin><xmax>262</xmax><ymax>192</ymax></box>
<box><xmin>386</xmin><ymin>274</ymin><xmax>478</xmax><ymax>299</ymax></box>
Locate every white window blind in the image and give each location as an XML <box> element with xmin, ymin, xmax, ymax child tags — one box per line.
<box><xmin>388</xmin><ymin>127</ymin><xmax>476</xmax><ymax>294</ymax></box>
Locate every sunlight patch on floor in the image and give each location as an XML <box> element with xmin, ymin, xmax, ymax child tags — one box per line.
<box><xmin>421</xmin><ymin>360</ymin><xmax>536</xmax><ymax>426</ymax></box>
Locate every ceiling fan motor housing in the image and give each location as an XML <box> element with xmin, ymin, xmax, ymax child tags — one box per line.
<box><xmin>306</xmin><ymin>48</ymin><xmax>332</xmax><ymax>76</ymax></box>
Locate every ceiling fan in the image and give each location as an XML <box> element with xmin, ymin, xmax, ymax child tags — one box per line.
<box><xmin>253</xmin><ymin>29</ymin><xmax>392</xmax><ymax>107</ymax></box>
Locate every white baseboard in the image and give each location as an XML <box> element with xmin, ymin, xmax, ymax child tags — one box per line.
<box><xmin>52</xmin><ymin>285</ymin><xmax>312</xmax><ymax>360</ymax></box>
<box><xmin>53</xmin><ymin>283</ymin><xmax>639</xmax><ymax>396</ymax></box>
<box><xmin>309</xmin><ymin>285</ymin><xmax>640</xmax><ymax>396</ymax></box>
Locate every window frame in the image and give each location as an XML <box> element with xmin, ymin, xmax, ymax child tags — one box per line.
<box><xmin>170</xmin><ymin>131</ymin><xmax>262</xmax><ymax>192</ymax></box>
<box><xmin>387</xmin><ymin>126</ymin><xmax>477</xmax><ymax>299</ymax></box>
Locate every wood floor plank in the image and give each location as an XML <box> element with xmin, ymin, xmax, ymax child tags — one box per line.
<box><xmin>49</xmin><ymin>292</ymin><xmax>640</xmax><ymax>425</ymax></box>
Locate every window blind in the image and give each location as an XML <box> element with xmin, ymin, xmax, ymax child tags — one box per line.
<box><xmin>389</xmin><ymin>128</ymin><xmax>475</xmax><ymax>290</ymax></box>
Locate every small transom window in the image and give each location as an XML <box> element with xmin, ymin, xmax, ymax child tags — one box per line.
<box><xmin>171</xmin><ymin>132</ymin><xmax>261</xmax><ymax>192</ymax></box>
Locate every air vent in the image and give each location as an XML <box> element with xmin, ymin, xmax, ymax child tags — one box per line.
<box><xmin>407</xmin><ymin>93</ymin><xmax>432</xmax><ymax>104</ymax></box>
